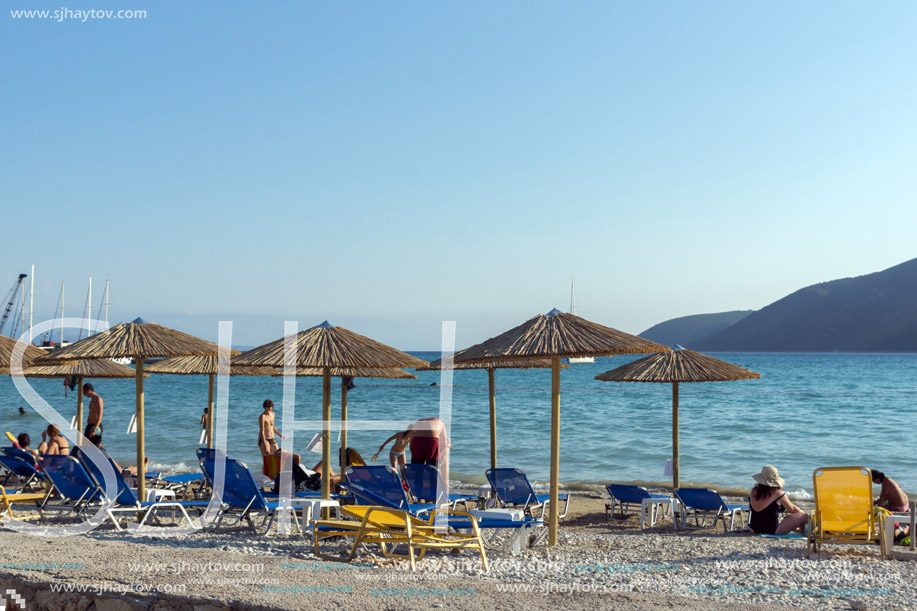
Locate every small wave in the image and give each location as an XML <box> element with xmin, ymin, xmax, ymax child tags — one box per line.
<box><xmin>785</xmin><ymin>488</ymin><xmax>813</xmax><ymax>501</ymax></box>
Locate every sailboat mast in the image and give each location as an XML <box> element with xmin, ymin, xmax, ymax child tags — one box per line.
<box><xmin>104</xmin><ymin>280</ymin><xmax>109</xmax><ymax>327</ymax></box>
<box><xmin>60</xmin><ymin>282</ymin><xmax>65</xmax><ymax>347</ymax></box>
<box><xmin>570</xmin><ymin>275</ymin><xmax>576</xmax><ymax>315</ymax></box>
<box><xmin>87</xmin><ymin>277</ymin><xmax>92</xmax><ymax>337</ymax></box>
<box><xmin>29</xmin><ymin>264</ymin><xmax>34</xmax><ymax>343</ymax></box>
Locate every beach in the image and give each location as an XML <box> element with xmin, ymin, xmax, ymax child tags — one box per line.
<box><xmin>1</xmin><ymin>493</ymin><xmax>913</xmax><ymax>610</ymax></box>
<box><xmin>5</xmin><ymin>352</ymin><xmax>916</xmax><ymax>499</ymax></box>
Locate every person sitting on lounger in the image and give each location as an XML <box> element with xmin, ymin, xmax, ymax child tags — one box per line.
<box><xmin>371</xmin><ymin>430</ymin><xmax>414</xmax><ymax>469</ymax></box>
<box><xmin>749</xmin><ymin>466</ymin><xmax>808</xmax><ymax>535</ymax></box>
<box><xmin>872</xmin><ymin>470</ymin><xmax>910</xmax><ymax>512</ymax></box>
<box><xmin>311</xmin><ymin>459</ymin><xmax>342</xmax><ymax>491</ymax></box>
<box><xmin>37</xmin><ymin>425</ymin><xmax>69</xmax><ymax>456</ymax></box>
<box><xmin>16</xmin><ymin>433</ymin><xmax>38</xmax><ymax>459</ymax></box>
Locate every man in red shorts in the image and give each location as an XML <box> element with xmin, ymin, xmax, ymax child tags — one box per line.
<box><xmin>409</xmin><ymin>417</ymin><xmax>451</xmax><ymax>492</ymax></box>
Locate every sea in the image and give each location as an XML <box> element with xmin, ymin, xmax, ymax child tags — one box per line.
<box><xmin>2</xmin><ymin>352</ymin><xmax>915</xmax><ymax>501</ymax></box>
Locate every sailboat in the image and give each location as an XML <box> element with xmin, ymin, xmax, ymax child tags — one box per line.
<box><xmin>98</xmin><ymin>281</ymin><xmax>131</xmax><ymax>365</ymax></box>
<box><xmin>567</xmin><ymin>276</ymin><xmax>595</xmax><ymax>364</ymax></box>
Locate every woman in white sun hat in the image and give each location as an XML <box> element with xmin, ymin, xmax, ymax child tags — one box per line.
<box><xmin>749</xmin><ymin>465</ymin><xmax>808</xmax><ymax>535</ymax></box>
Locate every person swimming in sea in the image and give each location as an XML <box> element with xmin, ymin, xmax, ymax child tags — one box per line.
<box><xmin>371</xmin><ymin>430</ymin><xmax>414</xmax><ymax>469</ymax></box>
<box><xmin>18</xmin><ymin>407</ymin><xmax>26</xmax><ymax>415</ymax></box>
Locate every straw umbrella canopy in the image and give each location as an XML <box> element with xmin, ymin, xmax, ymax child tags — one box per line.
<box><xmin>234</xmin><ymin>321</ymin><xmax>428</xmax><ymax>499</ymax></box>
<box><xmin>0</xmin><ymin>334</ymin><xmax>46</xmax><ymax>374</ymax></box>
<box><xmin>417</xmin><ymin>357</ymin><xmax>564</xmax><ymax>472</ymax></box>
<box><xmin>595</xmin><ymin>348</ymin><xmax>761</xmax><ymax>489</ymax></box>
<box><xmin>452</xmin><ymin>308</ymin><xmax>668</xmax><ymax>545</ymax></box>
<box><xmin>270</xmin><ymin>366</ymin><xmax>417</xmax><ymax>467</ymax></box>
<box><xmin>144</xmin><ymin>352</ymin><xmax>267</xmax><ymax>449</ymax></box>
<box><xmin>36</xmin><ymin>318</ymin><xmax>221</xmax><ymax>501</ymax></box>
<box><xmin>22</xmin><ymin>359</ymin><xmax>143</xmax><ymax>435</ymax></box>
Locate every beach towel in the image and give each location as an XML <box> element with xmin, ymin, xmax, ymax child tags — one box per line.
<box><xmin>757</xmin><ymin>532</ymin><xmax>806</xmax><ymax>539</ymax></box>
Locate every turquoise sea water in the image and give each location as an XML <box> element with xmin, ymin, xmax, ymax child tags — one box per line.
<box><xmin>2</xmin><ymin>353</ymin><xmax>915</xmax><ymax>498</ymax></box>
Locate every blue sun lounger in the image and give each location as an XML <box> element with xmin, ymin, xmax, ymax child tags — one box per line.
<box><xmin>337</xmin><ymin>466</ymin><xmax>545</xmax><ymax>554</ymax></box>
<box><xmin>74</xmin><ymin>448</ymin><xmax>209</xmax><ymax>530</ymax></box>
<box><xmin>199</xmin><ymin>455</ymin><xmax>320</xmax><ymax>533</ymax></box>
<box><xmin>196</xmin><ymin>448</ymin><xmax>347</xmax><ymax>503</ymax></box>
<box><xmin>674</xmin><ymin>487</ymin><xmax>748</xmax><ymax>532</ymax></box>
<box><xmin>401</xmin><ymin>464</ymin><xmax>478</xmax><ymax>510</ymax></box>
<box><xmin>0</xmin><ymin>448</ymin><xmax>46</xmax><ymax>491</ymax></box>
<box><xmin>343</xmin><ymin>466</ymin><xmax>438</xmax><ymax>516</ymax></box>
<box><xmin>38</xmin><ymin>454</ymin><xmax>104</xmax><ymax>517</ymax></box>
<box><xmin>605</xmin><ymin>484</ymin><xmax>671</xmax><ymax>525</ymax></box>
<box><xmin>485</xmin><ymin>468</ymin><xmax>570</xmax><ymax>519</ymax></box>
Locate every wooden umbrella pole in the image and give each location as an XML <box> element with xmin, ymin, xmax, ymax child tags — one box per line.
<box><xmin>76</xmin><ymin>376</ymin><xmax>84</xmax><ymax>439</ymax></box>
<box><xmin>673</xmin><ymin>382</ymin><xmax>679</xmax><ymax>490</ymax></box>
<box><xmin>340</xmin><ymin>380</ymin><xmax>348</xmax><ymax>469</ymax></box>
<box><xmin>136</xmin><ymin>356</ymin><xmax>146</xmax><ymax>507</ymax></box>
<box><xmin>549</xmin><ymin>355</ymin><xmax>561</xmax><ymax>546</ymax></box>
<box><xmin>207</xmin><ymin>374</ymin><xmax>215</xmax><ymax>449</ymax></box>
<box><xmin>488</xmin><ymin>368</ymin><xmax>497</xmax><ymax>471</ymax></box>
<box><xmin>321</xmin><ymin>367</ymin><xmax>331</xmax><ymax>503</ymax></box>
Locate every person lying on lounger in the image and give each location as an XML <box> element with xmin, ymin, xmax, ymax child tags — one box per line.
<box><xmin>749</xmin><ymin>466</ymin><xmax>808</xmax><ymax>535</ymax></box>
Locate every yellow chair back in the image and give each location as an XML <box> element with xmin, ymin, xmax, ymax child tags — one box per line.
<box><xmin>813</xmin><ymin>466</ymin><xmax>873</xmax><ymax>534</ymax></box>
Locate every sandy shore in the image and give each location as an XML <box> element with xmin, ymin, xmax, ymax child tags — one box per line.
<box><xmin>0</xmin><ymin>492</ymin><xmax>913</xmax><ymax>610</ymax></box>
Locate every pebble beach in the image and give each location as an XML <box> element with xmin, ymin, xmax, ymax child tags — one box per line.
<box><xmin>1</xmin><ymin>492</ymin><xmax>913</xmax><ymax>611</ymax></box>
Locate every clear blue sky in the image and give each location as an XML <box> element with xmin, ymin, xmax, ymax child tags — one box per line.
<box><xmin>2</xmin><ymin>1</ymin><xmax>915</xmax><ymax>349</ymax></box>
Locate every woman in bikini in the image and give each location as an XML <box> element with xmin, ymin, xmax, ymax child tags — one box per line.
<box><xmin>371</xmin><ymin>430</ymin><xmax>414</xmax><ymax>468</ymax></box>
<box><xmin>749</xmin><ymin>465</ymin><xmax>808</xmax><ymax>535</ymax></box>
<box><xmin>37</xmin><ymin>425</ymin><xmax>70</xmax><ymax>456</ymax></box>
<box><xmin>257</xmin><ymin>399</ymin><xmax>285</xmax><ymax>456</ymax></box>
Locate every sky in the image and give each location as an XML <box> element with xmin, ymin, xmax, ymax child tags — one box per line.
<box><xmin>2</xmin><ymin>1</ymin><xmax>915</xmax><ymax>349</ymax></box>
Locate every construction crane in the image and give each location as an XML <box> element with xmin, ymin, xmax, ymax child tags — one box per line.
<box><xmin>0</xmin><ymin>273</ymin><xmax>28</xmax><ymax>336</ymax></box>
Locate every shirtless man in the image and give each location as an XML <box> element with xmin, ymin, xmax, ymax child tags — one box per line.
<box><xmin>409</xmin><ymin>417</ymin><xmax>451</xmax><ymax>491</ymax></box>
<box><xmin>83</xmin><ymin>383</ymin><xmax>104</xmax><ymax>446</ymax></box>
<box><xmin>873</xmin><ymin>470</ymin><xmax>910</xmax><ymax>512</ymax></box>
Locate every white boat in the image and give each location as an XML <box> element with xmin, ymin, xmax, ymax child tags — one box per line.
<box><xmin>568</xmin><ymin>276</ymin><xmax>595</xmax><ymax>363</ymax></box>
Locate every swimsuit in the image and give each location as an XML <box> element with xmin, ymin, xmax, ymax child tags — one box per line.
<box><xmin>85</xmin><ymin>423</ymin><xmax>103</xmax><ymax>443</ymax></box>
<box><xmin>750</xmin><ymin>493</ymin><xmax>785</xmax><ymax>535</ymax></box>
<box><xmin>409</xmin><ymin>436</ymin><xmax>440</xmax><ymax>465</ymax></box>
<box><xmin>888</xmin><ymin>503</ymin><xmax>910</xmax><ymax>512</ymax></box>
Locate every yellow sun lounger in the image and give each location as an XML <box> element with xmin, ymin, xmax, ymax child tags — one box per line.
<box><xmin>807</xmin><ymin>466</ymin><xmax>889</xmax><ymax>557</ymax></box>
<box><xmin>313</xmin><ymin>505</ymin><xmax>489</xmax><ymax>571</ymax></box>
<box><xmin>1</xmin><ymin>485</ymin><xmax>47</xmax><ymax>519</ymax></box>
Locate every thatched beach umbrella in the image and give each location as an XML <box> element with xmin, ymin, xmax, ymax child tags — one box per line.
<box><xmin>234</xmin><ymin>321</ymin><xmax>428</xmax><ymax>499</ymax></box>
<box><xmin>0</xmin><ymin>334</ymin><xmax>45</xmax><ymax>374</ymax></box>
<box><xmin>417</xmin><ymin>357</ymin><xmax>563</xmax><ymax>471</ymax></box>
<box><xmin>37</xmin><ymin>318</ymin><xmax>221</xmax><ymax>501</ymax></box>
<box><xmin>145</xmin><ymin>352</ymin><xmax>272</xmax><ymax>449</ymax></box>
<box><xmin>595</xmin><ymin>348</ymin><xmax>760</xmax><ymax>489</ymax></box>
<box><xmin>452</xmin><ymin>308</ymin><xmax>668</xmax><ymax>545</ymax></box>
<box><xmin>22</xmin><ymin>359</ymin><xmax>142</xmax><ymax>435</ymax></box>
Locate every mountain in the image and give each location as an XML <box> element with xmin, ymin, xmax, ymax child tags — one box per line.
<box><xmin>696</xmin><ymin>258</ymin><xmax>917</xmax><ymax>352</ymax></box>
<box><xmin>639</xmin><ymin>311</ymin><xmax>754</xmax><ymax>348</ymax></box>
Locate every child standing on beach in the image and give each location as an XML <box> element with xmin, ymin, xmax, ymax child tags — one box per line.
<box><xmin>371</xmin><ymin>430</ymin><xmax>414</xmax><ymax>469</ymax></box>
